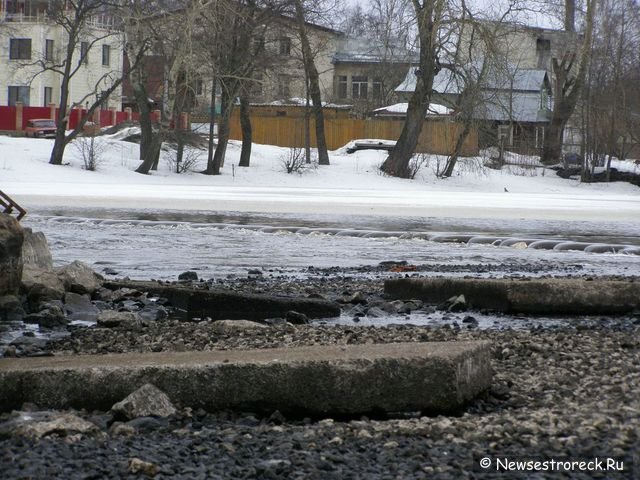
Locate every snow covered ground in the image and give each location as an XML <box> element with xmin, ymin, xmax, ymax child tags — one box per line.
<box><xmin>1</xmin><ymin>133</ymin><xmax>639</xmax><ymax>223</ymax></box>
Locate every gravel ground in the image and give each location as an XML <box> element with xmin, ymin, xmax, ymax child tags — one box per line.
<box><xmin>2</xmin><ymin>269</ymin><xmax>640</xmax><ymax>479</ymax></box>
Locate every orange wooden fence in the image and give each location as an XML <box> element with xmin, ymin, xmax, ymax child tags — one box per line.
<box><xmin>229</xmin><ymin>112</ymin><xmax>479</xmax><ymax>156</ymax></box>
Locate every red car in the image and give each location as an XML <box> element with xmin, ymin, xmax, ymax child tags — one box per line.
<box><xmin>25</xmin><ymin>119</ymin><xmax>57</xmax><ymax>138</ymax></box>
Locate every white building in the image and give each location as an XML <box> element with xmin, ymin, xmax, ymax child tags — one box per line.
<box><xmin>0</xmin><ymin>0</ymin><xmax>124</xmax><ymax>108</ymax></box>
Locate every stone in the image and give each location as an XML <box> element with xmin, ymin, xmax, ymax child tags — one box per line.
<box><xmin>0</xmin><ymin>411</ymin><xmax>100</xmax><ymax>440</ymax></box>
<box><xmin>178</xmin><ymin>271</ymin><xmax>198</xmax><ymax>281</ymax></box>
<box><xmin>111</xmin><ymin>383</ymin><xmax>177</xmax><ymax>420</ymax></box>
<box><xmin>23</xmin><ymin>267</ymin><xmax>65</xmax><ymax>307</ymax></box>
<box><xmin>0</xmin><ymin>214</ymin><xmax>24</xmax><ymax>296</ymax></box>
<box><xmin>439</xmin><ymin>295</ymin><xmax>467</xmax><ymax>312</ymax></box>
<box><xmin>211</xmin><ymin>319</ymin><xmax>267</xmax><ymax>334</ymax></box>
<box><xmin>23</xmin><ymin>305</ymin><xmax>68</xmax><ymax>328</ymax></box>
<box><xmin>64</xmin><ymin>292</ymin><xmax>99</xmax><ymax>321</ymax></box>
<box><xmin>96</xmin><ymin>311</ymin><xmax>139</xmax><ymax>329</ymax></box>
<box><xmin>339</xmin><ymin>291</ymin><xmax>368</xmax><ymax>304</ymax></box>
<box><xmin>0</xmin><ymin>342</ymin><xmax>492</xmax><ymax>416</ymax></box>
<box><xmin>128</xmin><ymin>458</ymin><xmax>159</xmax><ymax>477</ymax></box>
<box><xmin>137</xmin><ymin>304</ymin><xmax>168</xmax><ymax>322</ymax></box>
<box><xmin>21</xmin><ymin>229</ymin><xmax>53</xmax><ymax>270</ymax></box>
<box><xmin>0</xmin><ymin>295</ymin><xmax>24</xmax><ymax>322</ymax></box>
<box><xmin>56</xmin><ymin>260</ymin><xmax>103</xmax><ymax>294</ymax></box>
<box><xmin>285</xmin><ymin>310</ymin><xmax>309</xmax><ymax>325</ymax></box>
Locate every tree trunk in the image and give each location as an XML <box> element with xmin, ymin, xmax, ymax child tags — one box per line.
<box><xmin>441</xmin><ymin>120</ymin><xmax>473</xmax><ymax>178</ymax></box>
<box><xmin>542</xmin><ymin>0</ymin><xmax>595</xmax><ymax>165</ymax></box>
<box><xmin>133</xmin><ymin>77</ymin><xmax>161</xmax><ymax>174</ymax></box>
<box><xmin>380</xmin><ymin>0</ymin><xmax>442</xmax><ymax>178</ymax></box>
<box><xmin>238</xmin><ymin>94</ymin><xmax>252</xmax><ymax>167</ymax></box>
<box><xmin>210</xmin><ymin>88</ymin><xmax>233</xmax><ymax>175</ymax></box>
<box><xmin>294</xmin><ymin>0</ymin><xmax>329</xmax><ymax>165</ymax></box>
<box><xmin>205</xmin><ymin>77</ymin><xmax>217</xmax><ymax>174</ymax></box>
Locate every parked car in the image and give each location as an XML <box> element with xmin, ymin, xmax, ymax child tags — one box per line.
<box><xmin>25</xmin><ymin>119</ymin><xmax>57</xmax><ymax>138</ymax></box>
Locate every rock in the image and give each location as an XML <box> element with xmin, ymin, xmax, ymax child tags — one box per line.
<box><xmin>109</xmin><ymin>422</ymin><xmax>136</xmax><ymax>436</ymax></box>
<box><xmin>96</xmin><ymin>311</ymin><xmax>139</xmax><ymax>329</ymax></box>
<box><xmin>0</xmin><ymin>411</ymin><xmax>100</xmax><ymax>440</ymax></box>
<box><xmin>248</xmin><ymin>269</ymin><xmax>263</xmax><ymax>279</ymax></box>
<box><xmin>339</xmin><ymin>291</ymin><xmax>367</xmax><ymax>304</ymax></box>
<box><xmin>0</xmin><ymin>214</ymin><xmax>24</xmax><ymax>296</ymax></box>
<box><xmin>137</xmin><ymin>304</ymin><xmax>168</xmax><ymax>322</ymax></box>
<box><xmin>23</xmin><ymin>305</ymin><xmax>68</xmax><ymax>328</ymax></box>
<box><xmin>178</xmin><ymin>271</ymin><xmax>198</xmax><ymax>281</ymax></box>
<box><xmin>438</xmin><ymin>295</ymin><xmax>467</xmax><ymax>312</ymax></box>
<box><xmin>211</xmin><ymin>319</ymin><xmax>267</xmax><ymax>334</ymax></box>
<box><xmin>285</xmin><ymin>310</ymin><xmax>309</xmax><ymax>325</ymax></box>
<box><xmin>21</xmin><ymin>229</ymin><xmax>53</xmax><ymax>270</ymax></box>
<box><xmin>365</xmin><ymin>307</ymin><xmax>387</xmax><ymax>318</ymax></box>
<box><xmin>0</xmin><ymin>295</ymin><xmax>24</xmax><ymax>322</ymax></box>
<box><xmin>111</xmin><ymin>383</ymin><xmax>177</xmax><ymax>420</ymax></box>
<box><xmin>63</xmin><ymin>292</ymin><xmax>99</xmax><ymax>321</ymax></box>
<box><xmin>128</xmin><ymin>458</ymin><xmax>159</xmax><ymax>477</ymax></box>
<box><xmin>23</xmin><ymin>268</ymin><xmax>65</xmax><ymax>308</ymax></box>
<box><xmin>56</xmin><ymin>260</ymin><xmax>103</xmax><ymax>294</ymax></box>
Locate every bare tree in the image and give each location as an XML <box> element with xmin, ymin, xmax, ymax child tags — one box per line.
<box><xmin>541</xmin><ymin>0</ymin><xmax>596</xmax><ymax>165</ymax></box>
<box><xmin>40</xmin><ymin>0</ymin><xmax>147</xmax><ymax>165</ymax></box>
<box><xmin>293</xmin><ymin>0</ymin><xmax>330</xmax><ymax>165</ymax></box>
<box><xmin>380</xmin><ymin>0</ymin><xmax>445</xmax><ymax>178</ymax></box>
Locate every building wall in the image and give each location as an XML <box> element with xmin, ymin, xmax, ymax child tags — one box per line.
<box><xmin>0</xmin><ymin>18</ymin><xmax>124</xmax><ymax>108</ymax></box>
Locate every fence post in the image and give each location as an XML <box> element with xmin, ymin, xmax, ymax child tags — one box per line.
<box><xmin>125</xmin><ymin>107</ymin><xmax>132</xmax><ymax>121</ymax></box>
<box><xmin>152</xmin><ymin>109</ymin><xmax>161</xmax><ymax>123</ymax></box>
<box><xmin>15</xmin><ymin>102</ymin><xmax>23</xmax><ymax>132</ymax></box>
<box><xmin>110</xmin><ymin>107</ymin><xmax>117</xmax><ymax>126</ymax></box>
<box><xmin>180</xmin><ymin>112</ymin><xmax>189</xmax><ymax>130</ymax></box>
<box><xmin>93</xmin><ymin>108</ymin><xmax>100</xmax><ymax>126</ymax></box>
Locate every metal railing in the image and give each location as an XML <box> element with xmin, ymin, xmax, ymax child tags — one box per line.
<box><xmin>0</xmin><ymin>190</ymin><xmax>27</xmax><ymax>221</ymax></box>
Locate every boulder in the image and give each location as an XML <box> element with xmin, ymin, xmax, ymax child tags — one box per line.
<box><xmin>23</xmin><ymin>305</ymin><xmax>68</xmax><ymax>328</ymax></box>
<box><xmin>56</xmin><ymin>260</ymin><xmax>103</xmax><ymax>294</ymax></box>
<box><xmin>178</xmin><ymin>271</ymin><xmax>198</xmax><ymax>281</ymax></box>
<box><xmin>97</xmin><ymin>311</ymin><xmax>139</xmax><ymax>329</ymax></box>
<box><xmin>111</xmin><ymin>383</ymin><xmax>176</xmax><ymax>420</ymax></box>
<box><xmin>0</xmin><ymin>411</ymin><xmax>101</xmax><ymax>440</ymax></box>
<box><xmin>0</xmin><ymin>295</ymin><xmax>24</xmax><ymax>322</ymax></box>
<box><xmin>22</xmin><ymin>266</ymin><xmax>65</xmax><ymax>304</ymax></box>
<box><xmin>0</xmin><ymin>214</ymin><xmax>24</xmax><ymax>296</ymax></box>
<box><xmin>21</xmin><ymin>228</ymin><xmax>53</xmax><ymax>270</ymax></box>
<box><xmin>64</xmin><ymin>292</ymin><xmax>100</xmax><ymax>321</ymax></box>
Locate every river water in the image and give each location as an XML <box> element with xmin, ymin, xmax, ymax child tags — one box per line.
<box><xmin>22</xmin><ymin>208</ymin><xmax>640</xmax><ymax>281</ymax></box>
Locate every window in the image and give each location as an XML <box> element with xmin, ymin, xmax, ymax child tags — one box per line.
<box><xmin>536</xmin><ymin>38</ymin><xmax>551</xmax><ymax>52</ymax></box>
<box><xmin>80</xmin><ymin>41</ymin><xmax>89</xmax><ymax>64</ymax></box>
<box><xmin>45</xmin><ymin>39</ymin><xmax>54</xmax><ymax>61</ymax></box>
<box><xmin>373</xmin><ymin>78</ymin><xmax>383</xmax><ymax>100</ymax></box>
<box><xmin>8</xmin><ymin>86</ymin><xmax>30</xmax><ymax>106</ymax></box>
<box><xmin>102</xmin><ymin>45</ymin><xmax>110</xmax><ymax>66</ymax></box>
<box><xmin>44</xmin><ymin>87</ymin><xmax>53</xmax><ymax>106</ymax></box>
<box><xmin>195</xmin><ymin>79</ymin><xmax>204</xmax><ymax>96</ymax></box>
<box><xmin>337</xmin><ymin>76</ymin><xmax>347</xmax><ymax>99</ymax></box>
<box><xmin>9</xmin><ymin>39</ymin><xmax>31</xmax><ymax>60</ymax></box>
<box><xmin>352</xmin><ymin>76</ymin><xmax>368</xmax><ymax>99</ymax></box>
<box><xmin>279</xmin><ymin>37</ymin><xmax>291</xmax><ymax>56</ymax></box>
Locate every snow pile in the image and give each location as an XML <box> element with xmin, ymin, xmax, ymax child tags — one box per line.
<box><xmin>0</xmin><ymin>133</ymin><xmax>638</xmax><ymax>222</ymax></box>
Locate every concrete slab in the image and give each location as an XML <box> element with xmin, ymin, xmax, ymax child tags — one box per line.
<box><xmin>0</xmin><ymin>342</ymin><xmax>491</xmax><ymax>416</ymax></box>
<box><xmin>103</xmin><ymin>280</ymin><xmax>341</xmax><ymax>321</ymax></box>
<box><xmin>385</xmin><ymin>277</ymin><xmax>640</xmax><ymax>314</ymax></box>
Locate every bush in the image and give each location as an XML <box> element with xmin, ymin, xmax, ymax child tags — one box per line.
<box><xmin>166</xmin><ymin>146</ymin><xmax>201</xmax><ymax>173</ymax></box>
<box><xmin>74</xmin><ymin>135</ymin><xmax>106</xmax><ymax>171</ymax></box>
<box><xmin>280</xmin><ymin>147</ymin><xmax>317</xmax><ymax>174</ymax></box>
